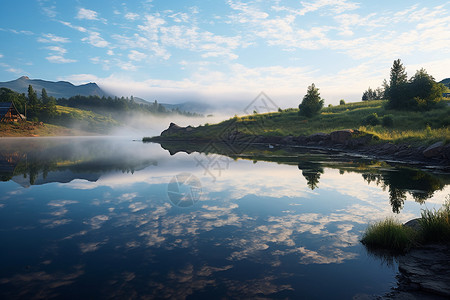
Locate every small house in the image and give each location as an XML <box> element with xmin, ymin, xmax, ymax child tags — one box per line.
<box><xmin>0</xmin><ymin>102</ymin><xmax>25</xmax><ymax>122</ymax></box>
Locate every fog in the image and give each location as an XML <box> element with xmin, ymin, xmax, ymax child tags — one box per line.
<box><xmin>108</xmin><ymin>112</ymin><xmax>232</xmax><ymax>138</ymax></box>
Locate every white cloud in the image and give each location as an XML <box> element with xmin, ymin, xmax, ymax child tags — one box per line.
<box><xmin>107</xmin><ymin>50</ymin><xmax>114</xmax><ymax>56</ymax></box>
<box><xmin>46</xmin><ymin>46</ymin><xmax>67</xmax><ymax>54</ymax></box>
<box><xmin>59</xmin><ymin>21</ymin><xmax>87</xmax><ymax>33</ymax></box>
<box><xmin>125</xmin><ymin>12</ymin><xmax>140</xmax><ymax>21</ymax></box>
<box><xmin>46</xmin><ymin>55</ymin><xmax>77</xmax><ymax>63</ymax></box>
<box><xmin>0</xmin><ymin>53</ymin><xmax>3</xmax><ymax>58</ymax></box>
<box><xmin>128</xmin><ymin>50</ymin><xmax>147</xmax><ymax>61</ymax></box>
<box><xmin>37</xmin><ymin>33</ymin><xmax>70</xmax><ymax>43</ymax></box>
<box><xmin>81</xmin><ymin>32</ymin><xmax>109</xmax><ymax>48</ymax></box>
<box><xmin>76</xmin><ymin>8</ymin><xmax>99</xmax><ymax>20</ymax></box>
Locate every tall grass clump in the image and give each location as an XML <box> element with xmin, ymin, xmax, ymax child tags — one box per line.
<box><xmin>361</xmin><ymin>218</ymin><xmax>417</xmax><ymax>252</ymax></box>
<box><xmin>419</xmin><ymin>199</ymin><xmax>450</xmax><ymax>243</ymax></box>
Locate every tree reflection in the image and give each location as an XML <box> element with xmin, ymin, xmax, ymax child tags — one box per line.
<box><xmin>298</xmin><ymin>161</ymin><xmax>324</xmax><ymax>190</ymax></box>
<box><xmin>362</xmin><ymin>168</ymin><xmax>446</xmax><ymax>213</ymax></box>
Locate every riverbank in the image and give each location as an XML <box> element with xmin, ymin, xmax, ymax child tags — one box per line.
<box><xmin>146</xmin><ymin>123</ymin><xmax>450</xmax><ymax>168</ymax></box>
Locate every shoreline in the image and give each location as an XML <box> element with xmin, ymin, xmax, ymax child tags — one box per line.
<box><xmin>146</xmin><ymin>130</ymin><xmax>450</xmax><ymax>170</ymax></box>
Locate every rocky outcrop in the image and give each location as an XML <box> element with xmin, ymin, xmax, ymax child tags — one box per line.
<box><xmin>161</xmin><ymin>123</ymin><xmax>194</xmax><ymax>136</ymax></box>
<box><xmin>330</xmin><ymin>129</ymin><xmax>355</xmax><ymax>144</ymax></box>
<box><xmin>423</xmin><ymin>141</ymin><xmax>444</xmax><ymax>158</ymax></box>
<box><xmin>384</xmin><ymin>243</ymin><xmax>450</xmax><ymax>299</ymax></box>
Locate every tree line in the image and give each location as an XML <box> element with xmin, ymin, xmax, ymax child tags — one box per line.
<box><xmin>0</xmin><ymin>85</ymin><xmax>202</xmax><ymax>124</ymax></box>
<box><xmin>297</xmin><ymin>59</ymin><xmax>446</xmax><ymax>117</ymax></box>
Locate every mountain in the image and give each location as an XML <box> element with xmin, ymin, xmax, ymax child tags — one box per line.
<box><xmin>440</xmin><ymin>78</ymin><xmax>450</xmax><ymax>88</ymax></box>
<box><xmin>0</xmin><ymin>76</ymin><xmax>108</xmax><ymax>98</ymax></box>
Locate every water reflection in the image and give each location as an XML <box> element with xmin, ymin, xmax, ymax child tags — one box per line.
<box><xmin>157</xmin><ymin>141</ymin><xmax>450</xmax><ymax>213</ymax></box>
<box><xmin>0</xmin><ymin>138</ymin><xmax>157</xmax><ymax>186</ymax></box>
<box><xmin>0</xmin><ymin>138</ymin><xmax>449</xmax><ymax>299</ymax></box>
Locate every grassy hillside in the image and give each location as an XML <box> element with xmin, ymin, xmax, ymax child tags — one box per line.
<box><xmin>52</xmin><ymin>105</ymin><xmax>120</xmax><ymax>133</ymax></box>
<box><xmin>156</xmin><ymin>100</ymin><xmax>450</xmax><ymax>145</ymax></box>
<box><xmin>0</xmin><ymin>122</ymin><xmax>91</xmax><ymax>137</ymax></box>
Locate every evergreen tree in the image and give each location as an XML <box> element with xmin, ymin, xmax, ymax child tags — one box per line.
<box><xmin>298</xmin><ymin>83</ymin><xmax>324</xmax><ymax>117</ymax></box>
<box><xmin>387</xmin><ymin>59</ymin><xmax>408</xmax><ymax>108</ymax></box>
<box><xmin>27</xmin><ymin>85</ymin><xmax>39</xmax><ymax>106</ymax></box>
<box><xmin>41</xmin><ymin>88</ymin><xmax>49</xmax><ymax>104</ymax></box>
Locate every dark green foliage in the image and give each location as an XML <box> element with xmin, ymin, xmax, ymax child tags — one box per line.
<box><xmin>339</xmin><ymin>99</ymin><xmax>345</xmax><ymax>105</ymax></box>
<box><xmin>382</xmin><ymin>115</ymin><xmax>394</xmax><ymax>127</ymax></box>
<box><xmin>27</xmin><ymin>85</ymin><xmax>39</xmax><ymax>106</ymax></box>
<box><xmin>363</xmin><ymin>113</ymin><xmax>380</xmax><ymax>126</ymax></box>
<box><xmin>409</xmin><ymin>68</ymin><xmax>446</xmax><ymax>110</ymax></box>
<box><xmin>0</xmin><ymin>87</ymin><xmax>27</xmax><ymax>114</ymax></box>
<box><xmin>385</xmin><ymin>60</ymin><xmax>444</xmax><ymax>110</ymax></box>
<box><xmin>361</xmin><ymin>218</ymin><xmax>416</xmax><ymax>252</ymax></box>
<box><xmin>298</xmin><ymin>83</ymin><xmax>324</xmax><ymax>117</ymax></box>
<box><xmin>362</xmin><ymin>87</ymin><xmax>384</xmax><ymax>101</ymax></box>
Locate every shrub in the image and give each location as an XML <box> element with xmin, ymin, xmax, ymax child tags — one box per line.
<box><xmin>382</xmin><ymin>115</ymin><xmax>394</xmax><ymax>127</ymax></box>
<box><xmin>363</xmin><ymin>113</ymin><xmax>380</xmax><ymax>126</ymax></box>
<box><xmin>361</xmin><ymin>218</ymin><xmax>416</xmax><ymax>252</ymax></box>
<box><xmin>340</xmin><ymin>99</ymin><xmax>345</xmax><ymax>105</ymax></box>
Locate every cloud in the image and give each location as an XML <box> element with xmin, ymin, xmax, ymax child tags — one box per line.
<box><xmin>46</xmin><ymin>46</ymin><xmax>67</xmax><ymax>55</ymax></box>
<box><xmin>0</xmin><ymin>53</ymin><xmax>3</xmax><ymax>58</ymax></box>
<box><xmin>125</xmin><ymin>12</ymin><xmax>140</xmax><ymax>21</ymax></box>
<box><xmin>128</xmin><ymin>50</ymin><xmax>147</xmax><ymax>61</ymax></box>
<box><xmin>59</xmin><ymin>21</ymin><xmax>87</xmax><ymax>33</ymax></box>
<box><xmin>37</xmin><ymin>33</ymin><xmax>70</xmax><ymax>43</ymax></box>
<box><xmin>76</xmin><ymin>8</ymin><xmax>99</xmax><ymax>20</ymax></box>
<box><xmin>46</xmin><ymin>55</ymin><xmax>77</xmax><ymax>63</ymax></box>
<box><xmin>81</xmin><ymin>32</ymin><xmax>109</xmax><ymax>48</ymax></box>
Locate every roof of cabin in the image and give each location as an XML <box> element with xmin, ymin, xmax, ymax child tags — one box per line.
<box><xmin>0</xmin><ymin>102</ymin><xmax>12</xmax><ymax>118</ymax></box>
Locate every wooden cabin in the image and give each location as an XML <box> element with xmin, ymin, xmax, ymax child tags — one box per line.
<box><xmin>0</xmin><ymin>102</ymin><xmax>25</xmax><ymax>122</ymax></box>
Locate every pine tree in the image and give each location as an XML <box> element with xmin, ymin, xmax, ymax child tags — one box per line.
<box><xmin>298</xmin><ymin>83</ymin><xmax>324</xmax><ymax>117</ymax></box>
<box><xmin>387</xmin><ymin>59</ymin><xmax>408</xmax><ymax>108</ymax></box>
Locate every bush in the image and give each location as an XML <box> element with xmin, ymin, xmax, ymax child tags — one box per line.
<box><xmin>361</xmin><ymin>218</ymin><xmax>416</xmax><ymax>252</ymax></box>
<box><xmin>339</xmin><ymin>99</ymin><xmax>345</xmax><ymax>105</ymax></box>
<box><xmin>382</xmin><ymin>115</ymin><xmax>394</xmax><ymax>127</ymax></box>
<box><xmin>363</xmin><ymin>113</ymin><xmax>380</xmax><ymax>126</ymax></box>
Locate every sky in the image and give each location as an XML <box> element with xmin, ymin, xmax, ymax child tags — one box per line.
<box><xmin>0</xmin><ymin>0</ymin><xmax>449</xmax><ymax>107</ymax></box>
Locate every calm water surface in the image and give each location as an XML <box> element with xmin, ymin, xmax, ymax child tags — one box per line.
<box><xmin>0</xmin><ymin>137</ymin><xmax>448</xmax><ymax>299</ymax></box>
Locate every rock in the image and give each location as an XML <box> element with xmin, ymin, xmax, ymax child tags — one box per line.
<box><xmin>308</xmin><ymin>133</ymin><xmax>330</xmax><ymax>142</ymax></box>
<box><xmin>161</xmin><ymin>122</ymin><xmax>184</xmax><ymax>136</ymax></box>
<box><xmin>330</xmin><ymin>129</ymin><xmax>354</xmax><ymax>144</ymax></box>
<box><xmin>423</xmin><ymin>141</ymin><xmax>444</xmax><ymax>158</ymax></box>
<box><xmin>396</xmin><ymin>244</ymin><xmax>450</xmax><ymax>297</ymax></box>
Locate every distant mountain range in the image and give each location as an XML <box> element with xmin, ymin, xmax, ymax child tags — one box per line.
<box><xmin>0</xmin><ymin>76</ymin><xmax>211</xmax><ymax>113</ymax></box>
<box><xmin>0</xmin><ymin>76</ymin><xmax>107</xmax><ymax>99</ymax></box>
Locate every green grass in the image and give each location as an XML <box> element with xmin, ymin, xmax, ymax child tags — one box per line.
<box><xmin>361</xmin><ymin>218</ymin><xmax>417</xmax><ymax>252</ymax></box>
<box><xmin>53</xmin><ymin>105</ymin><xmax>120</xmax><ymax>133</ymax></box>
<box><xmin>150</xmin><ymin>99</ymin><xmax>450</xmax><ymax>145</ymax></box>
<box><xmin>362</xmin><ymin>199</ymin><xmax>450</xmax><ymax>252</ymax></box>
<box><xmin>419</xmin><ymin>199</ymin><xmax>450</xmax><ymax>243</ymax></box>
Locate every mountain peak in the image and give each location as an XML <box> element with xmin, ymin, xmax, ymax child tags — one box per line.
<box><xmin>0</xmin><ymin>77</ymin><xmax>108</xmax><ymax>98</ymax></box>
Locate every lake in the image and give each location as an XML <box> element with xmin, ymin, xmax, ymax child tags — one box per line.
<box><xmin>0</xmin><ymin>137</ymin><xmax>448</xmax><ymax>299</ymax></box>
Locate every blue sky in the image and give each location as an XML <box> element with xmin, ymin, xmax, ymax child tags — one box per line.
<box><xmin>0</xmin><ymin>0</ymin><xmax>449</xmax><ymax>106</ymax></box>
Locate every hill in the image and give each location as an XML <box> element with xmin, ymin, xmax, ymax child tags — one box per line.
<box><xmin>440</xmin><ymin>78</ymin><xmax>450</xmax><ymax>89</ymax></box>
<box><xmin>0</xmin><ymin>76</ymin><xmax>107</xmax><ymax>99</ymax></box>
<box><xmin>147</xmin><ymin>100</ymin><xmax>450</xmax><ymax>145</ymax></box>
